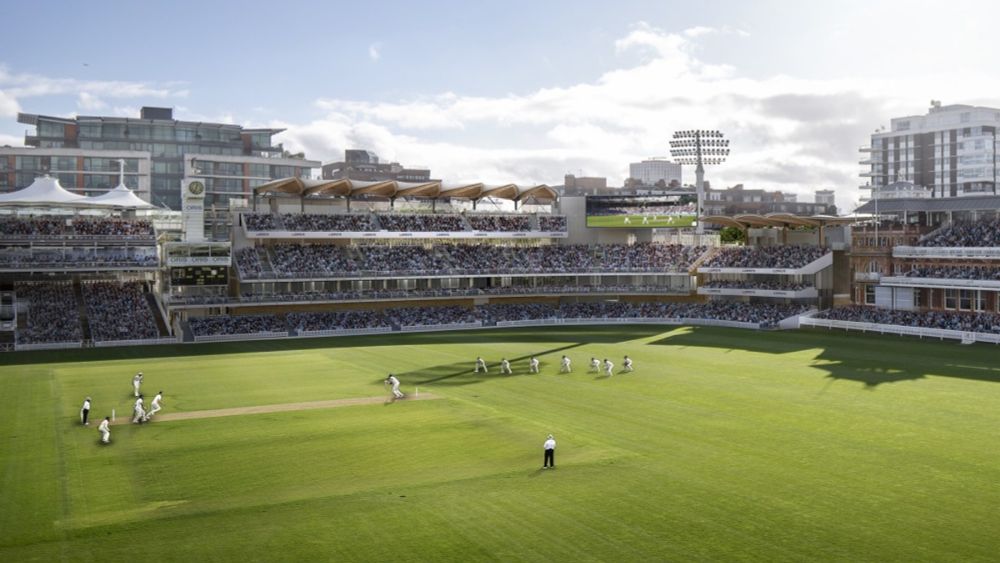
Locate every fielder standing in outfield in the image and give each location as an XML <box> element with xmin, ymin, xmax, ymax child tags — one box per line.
<box><xmin>132</xmin><ymin>395</ymin><xmax>146</xmax><ymax>424</ymax></box>
<box><xmin>385</xmin><ymin>374</ymin><xmax>404</xmax><ymax>399</ymax></box>
<box><xmin>475</xmin><ymin>356</ymin><xmax>488</xmax><ymax>374</ymax></box>
<box><xmin>589</xmin><ymin>357</ymin><xmax>600</xmax><ymax>372</ymax></box>
<box><xmin>603</xmin><ymin>358</ymin><xmax>614</xmax><ymax>377</ymax></box>
<box><xmin>622</xmin><ymin>356</ymin><xmax>634</xmax><ymax>373</ymax></box>
<box><xmin>98</xmin><ymin>417</ymin><xmax>111</xmax><ymax>444</ymax></box>
<box><xmin>145</xmin><ymin>391</ymin><xmax>164</xmax><ymax>420</ymax></box>
<box><xmin>80</xmin><ymin>397</ymin><xmax>91</xmax><ymax>426</ymax></box>
<box><xmin>528</xmin><ymin>356</ymin><xmax>540</xmax><ymax>374</ymax></box>
<box><xmin>542</xmin><ymin>434</ymin><xmax>556</xmax><ymax>469</ymax></box>
<box><xmin>132</xmin><ymin>372</ymin><xmax>143</xmax><ymax>398</ymax></box>
<box><xmin>500</xmin><ymin>358</ymin><xmax>512</xmax><ymax>375</ymax></box>
<box><xmin>560</xmin><ymin>355</ymin><xmax>572</xmax><ymax>373</ymax></box>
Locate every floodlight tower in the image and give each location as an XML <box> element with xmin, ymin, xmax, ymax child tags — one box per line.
<box><xmin>669</xmin><ymin>130</ymin><xmax>729</xmax><ymax>234</ymax></box>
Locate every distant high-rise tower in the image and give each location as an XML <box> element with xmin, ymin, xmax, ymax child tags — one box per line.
<box><xmin>861</xmin><ymin>102</ymin><xmax>1000</xmax><ymax>199</ymax></box>
<box><xmin>629</xmin><ymin>158</ymin><xmax>682</xmax><ymax>186</ymax></box>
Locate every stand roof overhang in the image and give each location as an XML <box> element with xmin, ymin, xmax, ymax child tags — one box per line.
<box><xmin>701</xmin><ymin>213</ymin><xmax>859</xmax><ymax>229</ymax></box>
<box><xmin>253</xmin><ymin>177</ymin><xmax>558</xmax><ymax>202</ymax></box>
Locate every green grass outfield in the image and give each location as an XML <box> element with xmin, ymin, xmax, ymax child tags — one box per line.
<box><xmin>2</xmin><ymin>326</ymin><xmax>999</xmax><ymax>562</ymax></box>
<box><xmin>586</xmin><ymin>214</ymin><xmax>696</xmax><ymax>228</ymax></box>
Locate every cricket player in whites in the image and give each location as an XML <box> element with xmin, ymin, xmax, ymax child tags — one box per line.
<box><xmin>603</xmin><ymin>358</ymin><xmax>614</xmax><ymax>377</ymax></box>
<box><xmin>132</xmin><ymin>372</ymin><xmax>143</xmax><ymax>398</ymax></box>
<box><xmin>385</xmin><ymin>374</ymin><xmax>404</xmax><ymax>400</ymax></box>
<box><xmin>475</xmin><ymin>356</ymin><xmax>488</xmax><ymax>374</ymax></box>
<box><xmin>500</xmin><ymin>358</ymin><xmax>512</xmax><ymax>375</ymax></box>
<box><xmin>623</xmin><ymin>356</ymin><xmax>634</xmax><ymax>373</ymax></box>
<box><xmin>589</xmin><ymin>357</ymin><xmax>600</xmax><ymax>373</ymax></box>
<box><xmin>528</xmin><ymin>356</ymin><xmax>540</xmax><ymax>374</ymax></box>
<box><xmin>560</xmin><ymin>355</ymin><xmax>572</xmax><ymax>373</ymax></box>
<box><xmin>132</xmin><ymin>395</ymin><xmax>146</xmax><ymax>424</ymax></box>
<box><xmin>145</xmin><ymin>391</ymin><xmax>164</xmax><ymax>421</ymax></box>
<box><xmin>98</xmin><ymin>417</ymin><xmax>111</xmax><ymax>444</ymax></box>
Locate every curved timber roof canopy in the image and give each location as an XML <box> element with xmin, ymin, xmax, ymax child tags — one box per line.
<box><xmin>253</xmin><ymin>177</ymin><xmax>558</xmax><ymax>203</ymax></box>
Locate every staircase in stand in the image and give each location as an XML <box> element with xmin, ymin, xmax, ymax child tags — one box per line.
<box><xmin>73</xmin><ymin>280</ymin><xmax>92</xmax><ymax>342</ymax></box>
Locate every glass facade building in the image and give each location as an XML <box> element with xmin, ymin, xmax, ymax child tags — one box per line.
<box><xmin>18</xmin><ymin>106</ymin><xmax>318</xmax><ymax>211</ymax></box>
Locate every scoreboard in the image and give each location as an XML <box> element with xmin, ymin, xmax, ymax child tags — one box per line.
<box><xmin>170</xmin><ymin>266</ymin><xmax>228</xmax><ymax>286</ymax></box>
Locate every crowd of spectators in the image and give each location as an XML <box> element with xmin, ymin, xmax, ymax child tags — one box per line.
<box><xmin>288</xmin><ymin>310</ymin><xmax>393</xmax><ymax>332</ymax></box>
<box><xmin>82</xmin><ymin>281</ymin><xmax>159</xmax><ymax>341</ymax></box>
<box><xmin>15</xmin><ymin>282</ymin><xmax>82</xmax><ymax>344</ymax></box>
<box><xmin>815</xmin><ymin>306</ymin><xmax>1000</xmax><ymax>335</ymax></box>
<box><xmin>538</xmin><ymin>216</ymin><xmax>568</xmax><ymax>231</ymax></box>
<box><xmin>919</xmin><ymin>219</ymin><xmax>1000</xmax><ymax>248</ymax></box>
<box><xmin>0</xmin><ymin>216</ymin><xmax>153</xmax><ymax>239</ymax></box>
<box><xmin>236</xmin><ymin>242</ymin><xmax>709</xmax><ymax>279</ymax></box>
<box><xmin>466</xmin><ymin>215</ymin><xmax>531</xmax><ymax>232</ymax></box>
<box><xmin>902</xmin><ymin>265</ymin><xmax>1000</xmax><ymax>280</ymax></box>
<box><xmin>189</xmin><ymin>314</ymin><xmax>287</xmax><ymax>336</ymax></box>
<box><xmin>242</xmin><ymin>212</ymin><xmax>566</xmax><ymax>233</ymax></box>
<box><xmin>703</xmin><ymin>245</ymin><xmax>826</xmax><ymax>269</ymax></box>
<box><xmin>701</xmin><ymin>279</ymin><xmax>812</xmax><ymax>291</ymax></box>
<box><xmin>240</xmin><ymin>284</ymin><xmax>681</xmax><ymax>303</ymax></box>
<box><xmin>235</xmin><ymin>248</ymin><xmax>264</xmax><ymax>278</ymax></box>
<box><xmin>0</xmin><ymin>249</ymin><xmax>157</xmax><ymax>269</ymax></box>
<box><xmin>182</xmin><ymin>300</ymin><xmax>805</xmax><ymax>336</ymax></box>
<box><xmin>378</xmin><ymin>214</ymin><xmax>467</xmax><ymax>232</ymax></box>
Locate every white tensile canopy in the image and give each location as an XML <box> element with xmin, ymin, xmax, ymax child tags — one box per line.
<box><xmin>0</xmin><ymin>175</ymin><xmax>87</xmax><ymax>204</ymax></box>
<box><xmin>85</xmin><ymin>183</ymin><xmax>155</xmax><ymax>208</ymax></box>
<box><xmin>0</xmin><ymin>176</ymin><xmax>154</xmax><ymax>209</ymax></box>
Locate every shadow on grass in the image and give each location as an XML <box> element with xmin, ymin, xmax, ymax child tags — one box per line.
<box><xmin>649</xmin><ymin>326</ymin><xmax>1000</xmax><ymax>388</ymax></box>
<box><xmin>0</xmin><ymin>326</ymin><xmax>665</xmax><ymax>367</ymax></box>
<box><xmin>390</xmin><ymin>342</ymin><xmax>590</xmax><ymax>387</ymax></box>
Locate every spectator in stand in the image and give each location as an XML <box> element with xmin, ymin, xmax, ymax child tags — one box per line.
<box><xmin>82</xmin><ymin>281</ymin><xmax>159</xmax><ymax>342</ymax></box>
<box><xmin>15</xmin><ymin>282</ymin><xmax>82</xmax><ymax>344</ymax></box>
<box><xmin>703</xmin><ymin>245</ymin><xmax>825</xmax><ymax>269</ymax></box>
<box><xmin>815</xmin><ymin>306</ymin><xmax>1000</xmax><ymax>335</ymax></box>
<box><xmin>919</xmin><ymin>218</ymin><xmax>1000</xmax><ymax>248</ymax></box>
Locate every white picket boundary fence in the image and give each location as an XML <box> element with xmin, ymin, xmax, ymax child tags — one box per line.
<box><xmin>495</xmin><ymin>317</ymin><xmax>762</xmax><ymax>330</ymax></box>
<box><xmin>295</xmin><ymin>327</ymin><xmax>394</xmax><ymax>338</ymax></box>
<box><xmin>93</xmin><ymin>337</ymin><xmax>180</xmax><ymax>348</ymax></box>
<box><xmin>399</xmin><ymin>322</ymin><xmax>484</xmax><ymax>332</ymax></box>
<box><xmin>193</xmin><ymin>331</ymin><xmax>289</xmax><ymax>343</ymax></box>
<box><xmin>15</xmin><ymin>341</ymin><xmax>84</xmax><ymax>351</ymax></box>
<box><xmin>799</xmin><ymin>316</ymin><xmax>1000</xmax><ymax>344</ymax></box>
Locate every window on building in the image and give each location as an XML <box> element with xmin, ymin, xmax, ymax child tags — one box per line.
<box><xmin>15</xmin><ymin>156</ymin><xmax>42</xmax><ymax>170</ymax></box>
<box><xmin>959</xmin><ymin>289</ymin><xmax>973</xmax><ymax>310</ymax></box>
<box><xmin>865</xmin><ymin>285</ymin><xmax>876</xmax><ymax>305</ymax></box>
<box><xmin>974</xmin><ymin>290</ymin><xmax>986</xmax><ymax>311</ymax></box>
<box><xmin>944</xmin><ymin>288</ymin><xmax>958</xmax><ymax>309</ymax></box>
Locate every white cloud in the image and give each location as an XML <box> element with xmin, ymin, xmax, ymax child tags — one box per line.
<box><xmin>270</xmin><ymin>22</ymin><xmax>1000</xmax><ymax>212</ymax></box>
<box><xmin>368</xmin><ymin>43</ymin><xmax>381</xmax><ymax>62</ymax></box>
<box><xmin>0</xmin><ymin>89</ymin><xmax>19</xmax><ymax>117</ymax></box>
<box><xmin>77</xmin><ymin>92</ymin><xmax>106</xmax><ymax>111</ymax></box>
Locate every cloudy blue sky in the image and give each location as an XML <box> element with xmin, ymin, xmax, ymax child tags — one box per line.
<box><xmin>2</xmin><ymin>0</ymin><xmax>1000</xmax><ymax>210</ymax></box>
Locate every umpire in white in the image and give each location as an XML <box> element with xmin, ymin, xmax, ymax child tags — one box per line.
<box><xmin>543</xmin><ymin>434</ymin><xmax>556</xmax><ymax>469</ymax></box>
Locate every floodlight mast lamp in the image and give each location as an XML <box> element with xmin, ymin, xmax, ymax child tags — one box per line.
<box><xmin>669</xmin><ymin>130</ymin><xmax>729</xmax><ymax>234</ymax></box>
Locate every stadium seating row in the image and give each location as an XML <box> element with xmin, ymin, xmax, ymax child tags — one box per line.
<box><xmin>242</xmin><ymin>212</ymin><xmax>567</xmax><ymax>233</ymax></box>
<box><xmin>188</xmin><ymin>301</ymin><xmax>807</xmax><ymax>336</ymax></box>
<box><xmin>236</xmin><ymin>243</ymin><xmax>708</xmax><ymax>279</ymax></box>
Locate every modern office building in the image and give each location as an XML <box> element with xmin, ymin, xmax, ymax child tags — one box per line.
<box><xmin>703</xmin><ymin>184</ymin><xmax>836</xmax><ymax>216</ymax></box>
<box><xmin>814</xmin><ymin>189</ymin><xmax>836</xmax><ymax>207</ymax></box>
<box><xmin>322</xmin><ymin>149</ymin><xmax>433</xmax><ymax>182</ymax></box>
<box><xmin>629</xmin><ymin>158</ymin><xmax>682</xmax><ymax>186</ymax></box>
<box><xmin>16</xmin><ymin>107</ymin><xmax>318</xmax><ymax>212</ymax></box>
<box><xmin>860</xmin><ymin>102</ymin><xmax>1000</xmax><ymax>199</ymax></box>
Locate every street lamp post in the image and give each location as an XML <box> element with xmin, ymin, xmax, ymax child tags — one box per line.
<box><xmin>669</xmin><ymin>130</ymin><xmax>729</xmax><ymax>235</ymax></box>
